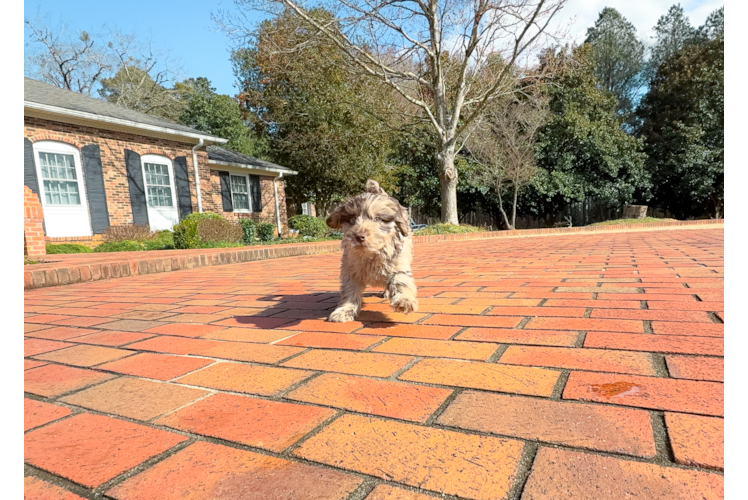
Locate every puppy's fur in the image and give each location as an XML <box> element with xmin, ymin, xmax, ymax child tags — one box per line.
<box><xmin>326</xmin><ymin>180</ymin><xmax>418</xmax><ymax>322</ymax></box>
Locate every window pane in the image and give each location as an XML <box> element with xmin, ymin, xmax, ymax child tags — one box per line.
<box><xmin>147</xmin><ymin>186</ymin><xmax>173</xmax><ymax>207</ymax></box>
<box><xmin>230</xmin><ymin>175</ymin><xmax>250</xmax><ymax>210</ymax></box>
<box><xmin>43</xmin><ymin>180</ymin><xmax>81</xmax><ymax>205</ymax></box>
<box><xmin>233</xmin><ymin>193</ymin><xmax>249</xmax><ymax>210</ymax></box>
<box><xmin>144</xmin><ymin>163</ymin><xmax>170</xmax><ymax>187</ymax></box>
<box><xmin>39</xmin><ymin>152</ymin><xmax>76</xmax><ymax>181</ymax></box>
<box><xmin>230</xmin><ymin>175</ymin><xmax>248</xmax><ymax>194</ymax></box>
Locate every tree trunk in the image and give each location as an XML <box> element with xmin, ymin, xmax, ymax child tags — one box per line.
<box><xmin>582</xmin><ymin>198</ymin><xmax>587</xmax><ymax>226</ymax></box>
<box><xmin>511</xmin><ymin>184</ymin><xmax>518</xmax><ymax>230</ymax></box>
<box><xmin>437</xmin><ymin>147</ymin><xmax>459</xmax><ymax>224</ymax></box>
<box><xmin>496</xmin><ymin>185</ymin><xmax>512</xmax><ymax>230</ymax></box>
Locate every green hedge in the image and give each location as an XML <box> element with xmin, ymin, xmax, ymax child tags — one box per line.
<box><xmin>288</xmin><ymin>215</ymin><xmax>327</xmax><ymax>238</ymax></box>
<box><xmin>45</xmin><ymin>243</ymin><xmax>92</xmax><ymax>254</ymax></box>
<box><xmin>172</xmin><ymin>212</ymin><xmax>224</xmax><ymax>249</ymax></box>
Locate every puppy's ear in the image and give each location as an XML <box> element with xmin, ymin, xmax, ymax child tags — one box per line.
<box><xmin>366</xmin><ymin>179</ymin><xmax>387</xmax><ymax>196</ymax></box>
<box><xmin>326</xmin><ymin>204</ymin><xmax>346</xmax><ymax>229</ymax></box>
<box><xmin>392</xmin><ymin>199</ymin><xmax>412</xmax><ymax>237</ymax></box>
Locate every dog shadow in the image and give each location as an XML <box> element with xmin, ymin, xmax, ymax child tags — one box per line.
<box><xmin>228</xmin><ymin>291</ymin><xmax>395</xmax><ymax>328</ymax></box>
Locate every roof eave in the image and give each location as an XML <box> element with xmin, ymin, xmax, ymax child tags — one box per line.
<box><xmin>208</xmin><ymin>159</ymin><xmax>298</xmax><ymax>176</ymax></box>
<box><xmin>24</xmin><ymin>101</ymin><xmax>228</xmax><ymax>145</ymax></box>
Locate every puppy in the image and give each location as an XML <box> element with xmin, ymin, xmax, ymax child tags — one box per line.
<box><xmin>326</xmin><ymin>179</ymin><xmax>418</xmax><ymax>322</ymax></box>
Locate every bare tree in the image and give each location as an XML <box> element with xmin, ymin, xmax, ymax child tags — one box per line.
<box><xmin>98</xmin><ymin>32</ymin><xmax>185</xmax><ymax>120</ymax></box>
<box><xmin>25</xmin><ymin>17</ymin><xmax>112</xmax><ymax>95</ymax></box>
<box><xmin>25</xmin><ymin>17</ymin><xmax>184</xmax><ymax>120</ymax></box>
<box><xmin>468</xmin><ymin>81</ymin><xmax>548</xmax><ymax>229</ymax></box>
<box><xmin>215</xmin><ymin>0</ymin><xmax>568</xmax><ymax>223</ymax></box>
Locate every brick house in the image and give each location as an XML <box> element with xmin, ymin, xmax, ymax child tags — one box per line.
<box><xmin>24</xmin><ymin>78</ymin><xmax>296</xmax><ymax>248</ymax></box>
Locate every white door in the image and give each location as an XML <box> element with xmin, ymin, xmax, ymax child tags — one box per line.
<box><xmin>141</xmin><ymin>154</ymin><xmax>179</xmax><ymax>231</ymax></box>
<box><xmin>33</xmin><ymin>141</ymin><xmax>92</xmax><ymax>237</ymax></box>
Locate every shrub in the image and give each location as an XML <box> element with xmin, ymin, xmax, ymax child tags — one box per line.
<box><xmin>173</xmin><ymin>212</ymin><xmax>224</xmax><ymax>249</ymax></box>
<box><xmin>257</xmin><ymin>222</ymin><xmax>275</xmax><ymax>242</ymax></box>
<box><xmin>45</xmin><ymin>243</ymin><xmax>92</xmax><ymax>254</ymax></box>
<box><xmin>198</xmin><ymin>219</ymin><xmax>244</xmax><ymax>243</ymax></box>
<box><xmin>102</xmin><ymin>224</ymin><xmax>153</xmax><ymax>242</ymax></box>
<box><xmin>239</xmin><ymin>219</ymin><xmax>257</xmax><ymax>244</ymax></box>
<box><xmin>288</xmin><ymin>215</ymin><xmax>327</xmax><ymax>238</ymax></box>
<box><xmin>93</xmin><ymin>240</ymin><xmax>145</xmax><ymax>253</ymax></box>
<box><xmin>413</xmin><ymin>224</ymin><xmax>485</xmax><ymax>236</ymax></box>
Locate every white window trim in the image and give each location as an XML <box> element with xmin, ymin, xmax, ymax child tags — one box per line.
<box><xmin>229</xmin><ymin>173</ymin><xmax>254</xmax><ymax>213</ymax></box>
<box><xmin>32</xmin><ymin>141</ymin><xmax>89</xmax><ymax>210</ymax></box>
<box><xmin>141</xmin><ymin>154</ymin><xmax>176</xmax><ymax>208</ymax></box>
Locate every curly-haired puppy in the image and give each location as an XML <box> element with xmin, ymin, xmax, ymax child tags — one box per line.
<box><xmin>326</xmin><ymin>179</ymin><xmax>418</xmax><ymax>323</ymax></box>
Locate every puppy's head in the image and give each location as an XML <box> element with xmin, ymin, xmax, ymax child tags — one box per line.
<box><xmin>327</xmin><ymin>180</ymin><xmax>411</xmax><ymax>255</ymax></box>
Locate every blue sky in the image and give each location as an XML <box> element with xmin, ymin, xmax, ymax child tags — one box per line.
<box><xmin>24</xmin><ymin>0</ymin><xmax>723</xmax><ymax>97</ymax></box>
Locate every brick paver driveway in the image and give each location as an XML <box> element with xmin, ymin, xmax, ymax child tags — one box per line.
<box><xmin>24</xmin><ymin>227</ymin><xmax>724</xmax><ymax>499</ymax></box>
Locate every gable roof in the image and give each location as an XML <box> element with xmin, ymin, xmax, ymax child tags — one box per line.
<box><xmin>24</xmin><ymin>78</ymin><xmax>227</xmax><ymax>144</ymax></box>
<box><xmin>207</xmin><ymin>146</ymin><xmax>297</xmax><ymax>175</ymax></box>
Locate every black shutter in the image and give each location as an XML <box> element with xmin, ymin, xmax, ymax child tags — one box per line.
<box><xmin>124</xmin><ymin>149</ymin><xmax>149</xmax><ymax>226</ymax></box>
<box><xmin>24</xmin><ymin>138</ymin><xmax>40</xmax><ymax>197</ymax></box>
<box><xmin>219</xmin><ymin>171</ymin><xmax>233</xmax><ymax>212</ymax></box>
<box><xmin>81</xmin><ymin>145</ymin><xmax>111</xmax><ymax>234</ymax></box>
<box><xmin>250</xmin><ymin>174</ymin><xmax>262</xmax><ymax>213</ymax></box>
<box><xmin>173</xmin><ymin>156</ymin><xmax>192</xmax><ymax>220</ymax></box>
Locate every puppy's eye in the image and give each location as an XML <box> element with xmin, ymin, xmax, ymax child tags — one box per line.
<box><xmin>373</xmin><ymin>216</ymin><xmax>381</xmax><ymax>223</ymax></box>
<box><xmin>349</xmin><ymin>217</ymin><xmax>356</xmax><ymax>225</ymax></box>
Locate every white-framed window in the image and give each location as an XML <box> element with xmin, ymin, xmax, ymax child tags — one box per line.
<box><xmin>230</xmin><ymin>173</ymin><xmax>252</xmax><ymax>212</ymax></box>
<box><xmin>140</xmin><ymin>154</ymin><xmax>179</xmax><ymax>232</ymax></box>
<box><xmin>31</xmin><ymin>140</ymin><xmax>92</xmax><ymax>237</ymax></box>
<box><xmin>35</xmin><ymin>142</ymin><xmax>84</xmax><ymax>206</ymax></box>
<box><xmin>142</xmin><ymin>158</ymin><xmax>175</xmax><ymax>208</ymax></box>
<box><xmin>301</xmin><ymin>202</ymin><xmax>313</xmax><ymax>216</ymax></box>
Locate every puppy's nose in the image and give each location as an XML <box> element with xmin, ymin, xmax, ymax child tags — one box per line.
<box><xmin>356</xmin><ymin>234</ymin><xmax>366</xmax><ymax>243</ymax></box>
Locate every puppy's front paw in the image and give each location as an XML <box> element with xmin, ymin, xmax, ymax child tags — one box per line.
<box><xmin>390</xmin><ymin>296</ymin><xmax>418</xmax><ymax>314</ymax></box>
<box><xmin>328</xmin><ymin>307</ymin><xmax>356</xmax><ymax>323</ymax></box>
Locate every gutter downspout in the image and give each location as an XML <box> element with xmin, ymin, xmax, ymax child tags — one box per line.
<box><xmin>191</xmin><ymin>139</ymin><xmax>204</xmax><ymax>212</ymax></box>
<box><xmin>273</xmin><ymin>172</ymin><xmax>284</xmax><ymax>238</ymax></box>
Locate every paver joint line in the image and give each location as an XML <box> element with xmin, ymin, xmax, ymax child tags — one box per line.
<box><xmin>24</xmin><ymin>227</ymin><xmax>723</xmax><ymax>500</ymax></box>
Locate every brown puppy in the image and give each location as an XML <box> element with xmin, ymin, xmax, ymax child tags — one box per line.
<box><xmin>326</xmin><ymin>179</ymin><xmax>418</xmax><ymax>322</ymax></box>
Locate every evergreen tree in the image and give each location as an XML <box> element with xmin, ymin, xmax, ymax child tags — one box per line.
<box><xmin>584</xmin><ymin>8</ymin><xmax>645</xmax><ymax>122</ymax></box>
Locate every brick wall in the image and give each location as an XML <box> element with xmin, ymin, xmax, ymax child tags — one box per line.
<box><xmin>24</xmin><ymin>186</ymin><xmax>45</xmax><ymax>256</ymax></box>
<box><xmin>205</xmin><ymin>170</ymin><xmax>289</xmax><ymax>235</ymax></box>
<box><xmin>24</xmin><ymin>116</ymin><xmax>210</xmax><ymax>229</ymax></box>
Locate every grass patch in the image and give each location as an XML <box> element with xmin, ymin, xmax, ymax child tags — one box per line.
<box><xmin>24</xmin><ymin>258</ymin><xmax>45</xmax><ymax>265</ymax></box>
<box><xmin>413</xmin><ymin>223</ymin><xmax>486</xmax><ymax>236</ymax></box>
<box><xmin>590</xmin><ymin>217</ymin><xmax>678</xmax><ymax>226</ymax></box>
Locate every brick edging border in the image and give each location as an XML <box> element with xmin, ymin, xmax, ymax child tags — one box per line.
<box><xmin>24</xmin><ymin>219</ymin><xmax>723</xmax><ymax>290</ymax></box>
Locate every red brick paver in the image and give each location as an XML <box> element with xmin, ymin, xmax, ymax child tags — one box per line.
<box><xmin>23</xmin><ymin>227</ymin><xmax>724</xmax><ymax>498</ymax></box>
<box><xmin>25</xmin><ymin>413</ymin><xmax>186</xmax><ymax>488</ymax></box>
<box><xmin>522</xmin><ymin>447</ymin><xmax>723</xmax><ymax>499</ymax></box>
<box><xmin>24</xmin><ymin>398</ymin><xmax>71</xmax><ymax>431</ymax></box>
<box><xmin>294</xmin><ymin>414</ymin><xmax>524</xmax><ymax>499</ymax></box>
<box><xmin>154</xmin><ymin>393</ymin><xmax>336</xmax><ymax>451</ymax></box>
<box><xmin>106</xmin><ymin>441</ymin><xmax>362</xmax><ymax>500</ymax></box>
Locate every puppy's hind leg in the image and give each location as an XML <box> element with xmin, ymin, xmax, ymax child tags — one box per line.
<box><xmin>328</xmin><ymin>274</ymin><xmax>365</xmax><ymax>323</ymax></box>
<box><xmin>387</xmin><ymin>271</ymin><xmax>418</xmax><ymax>314</ymax></box>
